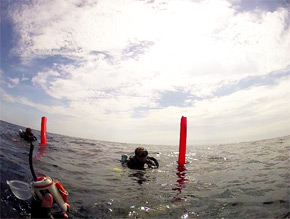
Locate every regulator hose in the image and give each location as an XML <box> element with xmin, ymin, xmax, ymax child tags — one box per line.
<box><xmin>29</xmin><ymin>143</ymin><xmax>37</xmax><ymax>180</ymax></box>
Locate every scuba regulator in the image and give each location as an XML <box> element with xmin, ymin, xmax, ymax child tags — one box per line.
<box><xmin>29</xmin><ymin>143</ymin><xmax>70</xmax><ymax>218</ymax></box>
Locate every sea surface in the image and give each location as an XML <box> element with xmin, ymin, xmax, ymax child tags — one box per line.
<box><xmin>0</xmin><ymin>120</ymin><xmax>289</xmax><ymax>218</ymax></box>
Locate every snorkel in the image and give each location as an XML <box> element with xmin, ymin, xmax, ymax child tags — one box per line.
<box><xmin>29</xmin><ymin>143</ymin><xmax>70</xmax><ymax>218</ymax></box>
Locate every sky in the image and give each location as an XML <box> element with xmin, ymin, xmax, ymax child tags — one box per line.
<box><xmin>1</xmin><ymin>0</ymin><xmax>289</xmax><ymax>145</ymax></box>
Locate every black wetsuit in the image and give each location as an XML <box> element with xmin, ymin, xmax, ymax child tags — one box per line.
<box><xmin>127</xmin><ymin>156</ymin><xmax>159</xmax><ymax>170</ymax></box>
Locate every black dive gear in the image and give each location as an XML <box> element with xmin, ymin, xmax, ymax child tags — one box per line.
<box><xmin>127</xmin><ymin>156</ymin><xmax>159</xmax><ymax>170</ymax></box>
<box><xmin>19</xmin><ymin>129</ymin><xmax>37</xmax><ymax>142</ymax></box>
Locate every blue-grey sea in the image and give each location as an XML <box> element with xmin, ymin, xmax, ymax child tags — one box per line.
<box><xmin>0</xmin><ymin>120</ymin><xmax>289</xmax><ymax>218</ymax></box>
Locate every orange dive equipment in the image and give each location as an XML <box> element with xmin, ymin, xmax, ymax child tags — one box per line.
<box><xmin>29</xmin><ymin>143</ymin><xmax>70</xmax><ymax>218</ymax></box>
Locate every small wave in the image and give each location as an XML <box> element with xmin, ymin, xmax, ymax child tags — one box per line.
<box><xmin>69</xmin><ymin>140</ymin><xmax>97</xmax><ymax>146</ymax></box>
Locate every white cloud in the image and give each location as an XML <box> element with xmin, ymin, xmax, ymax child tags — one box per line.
<box><xmin>3</xmin><ymin>73</ymin><xmax>288</xmax><ymax>144</ymax></box>
<box><xmin>10</xmin><ymin>0</ymin><xmax>289</xmax><ymax>98</ymax></box>
<box><xmin>0</xmin><ymin>69</ymin><xmax>5</xmax><ymax>86</ymax></box>
<box><xmin>7</xmin><ymin>77</ymin><xmax>20</xmax><ymax>88</ymax></box>
<box><xmin>32</xmin><ymin>70</ymin><xmax>60</xmax><ymax>90</ymax></box>
<box><xmin>0</xmin><ymin>88</ymin><xmax>15</xmax><ymax>103</ymax></box>
<box><xmin>184</xmin><ymin>77</ymin><xmax>290</xmax><ymax>144</ymax></box>
<box><xmin>3</xmin><ymin>0</ymin><xmax>290</xmax><ymax>144</ymax></box>
<box><xmin>0</xmin><ymin>88</ymin><xmax>67</xmax><ymax>115</ymax></box>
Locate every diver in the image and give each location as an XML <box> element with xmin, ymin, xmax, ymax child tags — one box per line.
<box><xmin>125</xmin><ymin>147</ymin><xmax>159</xmax><ymax>170</ymax></box>
<box><xmin>19</xmin><ymin>128</ymin><xmax>37</xmax><ymax>142</ymax></box>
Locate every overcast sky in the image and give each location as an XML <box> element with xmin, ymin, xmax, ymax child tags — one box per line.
<box><xmin>1</xmin><ymin>0</ymin><xmax>289</xmax><ymax>145</ymax></box>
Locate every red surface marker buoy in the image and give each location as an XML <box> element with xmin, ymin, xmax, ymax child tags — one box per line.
<box><xmin>178</xmin><ymin>116</ymin><xmax>187</xmax><ymax>165</ymax></box>
<box><xmin>41</xmin><ymin>117</ymin><xmax>47</xmax><ymax>146</ymax></box>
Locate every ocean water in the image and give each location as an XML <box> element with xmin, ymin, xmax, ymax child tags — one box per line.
<box><xmin>0</xmin><ymin>120</ymin><xmax>289</xmax><ymax>218</ymax></box>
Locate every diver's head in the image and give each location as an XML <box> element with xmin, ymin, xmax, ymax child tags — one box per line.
<box><xmin>135</xmin><ymin>147</ymin><xmax>148</xmax><ymax>163</ymax></box>
<box><xmin>26</xmin><ymin>128</ymin><xmax>32</xmax><ymax>133</ymax></box>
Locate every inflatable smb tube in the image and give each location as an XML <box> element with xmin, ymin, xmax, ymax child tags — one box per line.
<box><xmin>41</xmin><ymin>117</ymin><xmax>47</xmax><ymax>146</ymax></box>
<box><xmin>178</xmin><ymin>116</ymin><xmax>187</xmax><ymax>165</ymax></box>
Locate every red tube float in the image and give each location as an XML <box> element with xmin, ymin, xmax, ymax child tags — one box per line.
<box><xmin>178</xmin><ymin>116</ymin><xmax>187</xmax><ymax>165</ymax></box>
<box><xmin>41</xmin><ymin>116</ymin><xmax>47</xmax><ymax>146</ymax></box>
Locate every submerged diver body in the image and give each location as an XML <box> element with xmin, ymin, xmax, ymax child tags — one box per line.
<box><xmin>126</xmin><ymin>147</ymin><xmax>159</xmax><ymax>170</ymax></box>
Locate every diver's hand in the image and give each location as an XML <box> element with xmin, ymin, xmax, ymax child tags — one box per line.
<box><xmin>31</xmin><ymin>193</ymin><xmax>53</xmax><ymax>218</ymax></box>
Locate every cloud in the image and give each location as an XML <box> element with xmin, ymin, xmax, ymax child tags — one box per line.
<box><xmin>7</xmin><ymin>77</ymin><xmax>20</xmax><ymax>88</ymax></box>
<box><xmin>185</xmin><ymin>76</ymin><xmax>290</xmax><ymax>143</ymax></box>
<box><xmin>1</xmin><ymin>68</ymin><xmax>21</xmax><ymax>88</ymax></box>
<box><xmin>0</xmin><ymin>69</ymin><xmax>4</xmax><ymax>84</ymax></box>
<box><xmin>2</xmin><ymin>0</ymin><xmax>290</xmax><ymax>144</ymax></box>
<box><xmin>2</xmin><ymin>71</ymin><xmax>288</xmax><ymax>144</ymax></box>
<box><xmin>10</xmin><ymin>0</ymin><xmax>160</xmax><ymax>61</ymax></box>
<box><xmin>1</xmin><ymin>88</ymin><xmax>70</xmax><ymax>117</ymax></box>
<box><xmin>32</xmin><ymin>70</ymin><xmax>60</xmax><ymax>90</ymax></box>
<box><xmin>1</xmin><ymin>88</ymin><xmax>15</xmax><ymax>103</ymax></box>
<box><xmin>9</xmin><ymin>0</ymin><xmax>289</xmax><ymax>87</ymax></box>
<box><xmin>21</xmin><ymin>74</ymin><xmax>29</xmax><ymax>81</ymax></box>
